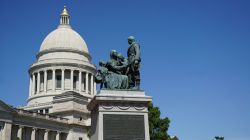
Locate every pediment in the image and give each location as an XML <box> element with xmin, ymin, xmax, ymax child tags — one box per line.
<box><xmin>0</xmin><ymin>100</ymin><xmax>16</xmax><ymax>113</ymax></box>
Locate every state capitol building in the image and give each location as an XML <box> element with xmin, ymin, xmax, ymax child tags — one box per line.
<box><xmin>0</xmin><ymin>6</ymin><xmax>97</xmax><ymax>140</ymax></box>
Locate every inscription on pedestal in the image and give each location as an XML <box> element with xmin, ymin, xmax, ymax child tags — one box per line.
<box><xmin>103</xmin><ymin>114</ymin><xmax>145</xmax><ymax>140</ymax></box>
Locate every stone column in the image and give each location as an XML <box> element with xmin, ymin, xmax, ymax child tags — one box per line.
<box><xmin>56</xmin><ymin>131</ymin><xmax>60</xmax><ymax>140</ymax></box>
<box><xmin>17</xmin><ymin>126</ymin><xmax>23</xmax><ymax>139</ymax></box>
<box><xmin>94</xmin><ymin>82</ymin><xmax>96</xmax><ymax>95</ymax></box>
<box><xmin>44</xmin><ymin>70</ymin><xmax>47</xmax><ymax>92</ymax></box>
<box><xmin>1</xmin><ymin>122</ymin><xmax>12</xmax><ymax>140</ymax></box>
<box><xmin>53</xmin><ymin>69</ymin><xmax>56</xmax><ymax>91</ymax></box>
<box><xmin>71</xmin><ymin>70</ymin><xmax>74</xmax><ymax>90</ymax></box>
<box><xmin>32</xmin><ymin>74</ymin><xmax>36</xmax><ymax>95</ymax></box>
<box><xmin>79</xmin><ymin>71</ymin><xmax>82</xmax><ymax>92</ymax></box>
<box><xmin>31</xmin><ymin>128</ymin><xmax>37</xmax><ymax>140</ymax></box>
<box><xmin>61</xmin><ymin>69</ymin><xmax>65</xmax><ymax>91</ymax></box>
<box><xmin>37</xmin><ymin>72</ymin><xmax>40</xmax><ymax>94</ymax></box>
<box><xmin>29</xmin><ymin>76</ymin><xmax>32</xmax><ymax>97</ymax></box>
<box><xmin>66</xmin><ymin>132</ymin><xmax>72</xmax><ymax>140</ymax></box>
<box><xmin>85</xmin><ymin>72</ymin><xmax>89</xmax><ymax>94</ymax></box>
<box><xmin>91</xmin><ymin>74</ymin><xmax>94</xmax><ymax>95</ymax></box>
<box><xmin>44</xmin><ymin>130</ymin><xmax>49</xmax><ymax>140</ymax></box>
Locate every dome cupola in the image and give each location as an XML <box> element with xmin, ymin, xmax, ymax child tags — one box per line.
<box><xmin>60</xmin><ymin>6</ymin><xmax>70</xmax><ymax>25</ymax></box>
<box><xmin>26</xmin><ymin>7</ymin><xmax>96</xmax><ymax>108</ymax></box>
<box><xmin>37</xmin><ymin>6</ymin><xmax>90</xmax><ymax>63</ymax></box>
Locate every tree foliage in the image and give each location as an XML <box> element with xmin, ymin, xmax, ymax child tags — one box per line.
<box><xmin>148</xmin><ymin>102</ymin><xmax>171</xmax><ymax>140</ymax></box>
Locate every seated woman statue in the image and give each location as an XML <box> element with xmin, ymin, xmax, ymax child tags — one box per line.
<box><xmin>95</xmin><ymin>60</ymin><xmax>129</xmax><ymax>90</ymax></box>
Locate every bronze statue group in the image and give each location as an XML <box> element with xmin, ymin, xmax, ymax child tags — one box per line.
<box><xmin>95</xmin><ymin>36</ymin><xmax>141</xmax><ymax>90</ymax></box>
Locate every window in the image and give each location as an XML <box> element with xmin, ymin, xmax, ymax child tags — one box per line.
<box><xmin>56</xmin><ymin>75</ymin><xmax>61</xmax><ymax>88</ymax></box>
<box><xmin>40</xmin><ymin>72</ymin><xmax>44</xmax><ymax>91</ymax></box>
<box><xmin>73</xmin><ymin>76</ymin><xmax>77</xmax><ymax>89</ymax></box>
<box><xmin>47</xmin><ymin>71</ymin><xmax>53</xmax><ymax>90</ymax></box>
<box><xmin>45</xmin><ymin>109</ymin><xmax>49</xmax><ymax>114</ymax></box>
<box><xmin>81</xmin><ymin>73</ymin><xmax>85</xmax><ymax>91</ymax></box>
<box><xmin>39</xmin><ymin>110</ymin><xmax>43</xmax><ymax>114</ymax></box>
<box><xmin>64</xmin><ymin>70</ymin><xmax>71</xmax><ymax>90</ymax></box>
<box><xmin>88</xmin><ymin>74</ymin><xmax>91</xmax><ymax>93</ymax></box>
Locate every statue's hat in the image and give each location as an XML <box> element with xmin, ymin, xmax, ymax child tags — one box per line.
<box><xmin>128</xmin><ymin>36</ymin><xmax>135</xmax><ymax>40</ymax></box>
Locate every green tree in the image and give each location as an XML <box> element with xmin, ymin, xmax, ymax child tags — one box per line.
<box><xmin>148</xmin><ymin>102</ymin><xmax>171</xmax><ymax>140</ymax></box>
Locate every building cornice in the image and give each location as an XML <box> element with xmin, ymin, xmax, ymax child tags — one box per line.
<box><xmin>29</xmin><ymin>62</ymin><xmax>97</xmax><ymax>75</ymax></box>
<box><xmin>37</xmin><ymin>48</ymin><xmax>92</xmax><ymax>61</ymax></box>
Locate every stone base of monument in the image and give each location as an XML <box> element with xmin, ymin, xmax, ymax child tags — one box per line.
<box><xmin>87</xmin><ymin>90</ymin><xmax>152</xmax><ymax>140</ymax></box>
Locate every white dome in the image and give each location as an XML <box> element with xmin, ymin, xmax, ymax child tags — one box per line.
<box><xmin>39</xmin><ymin>25</ymin><xmax>89</xmax><ymax>53</ymax></box>
<box><xmin>27</xmin><ymin>6</ymin><xmax>96</xmax><ymax>109</ymax></box>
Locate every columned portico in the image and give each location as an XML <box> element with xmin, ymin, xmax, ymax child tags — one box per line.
<box><xmin>29</xmin><ymin>69</ymin><xmax>95</xmax><ymax>96</ymax></box>
<box><xmin>5</xmin><ymin>124</ymin><xmax>71</xmax><ymax>140</ymax></box>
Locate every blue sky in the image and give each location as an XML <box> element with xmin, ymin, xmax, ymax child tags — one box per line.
<box><xmin>0</xmin><ymin>0</ymin><xmax>250</xmax><ymax>140</ymax></box>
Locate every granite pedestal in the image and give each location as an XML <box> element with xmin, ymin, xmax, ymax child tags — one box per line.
<box><xmin>87</xmin><ymin>90</ymin><xmax>152</xmax><ymax>140</ymax></box>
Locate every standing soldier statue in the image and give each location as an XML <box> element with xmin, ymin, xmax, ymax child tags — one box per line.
<box><xmin>95</xmin><ymin>36</ymin><xmax>142</xmax><ymax>90</ymax></box>
<box><xmin>127</xmin><ymin>36</ymin><xmax>141</xmax><ymax>90</ymax></box>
